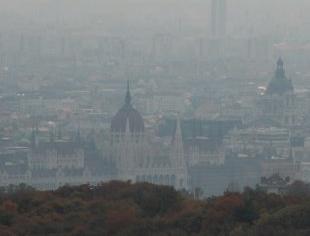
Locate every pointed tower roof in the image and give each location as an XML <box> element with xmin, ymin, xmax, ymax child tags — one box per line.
<box><xmin>125</xmin><ymin>80</ymin><xmax>131</xmax><ymax>106</ymax></box>
<box><xmin>266</xmin><ymin>58</ymin><xmax>293</xmax><ymax>95</ymax></box>
<box><xmin>171</xmin><ymin>115</ymin><xmax>184</xmax><ymax>163</ymax></box>
<box><xmin>173</xmin><ymin>116</ymin><xmax>183</xmax><ymax>146</ymax></box>
<box><xmin>111</xmin><ymin>81</ymin><xmax>144</xmax><ymax>133</ymax></box>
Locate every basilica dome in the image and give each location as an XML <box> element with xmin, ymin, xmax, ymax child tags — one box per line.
<box><xmin>266</xmin><ymin>58</ymin><xmax>294</xmax><ymax>96</ymax></box>
<box><xmin>111</xmin><ymin>82</ymin><xmax>144</xmax><ymax>133</ymax></box>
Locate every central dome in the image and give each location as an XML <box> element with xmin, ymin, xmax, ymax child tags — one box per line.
<box><xmin>266</xmin><ymin>58</ymin><xmax>294</xmax><ymax>95</ymax></box>
<box><xmin>111</xmin><ymin>82</ymin><xmax>144</xmax><ymax>133</ymax></box>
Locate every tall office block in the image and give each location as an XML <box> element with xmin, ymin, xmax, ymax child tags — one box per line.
<box><xmin>211</xmin><ymin>0</ymin><xmax>227</xmax><ymax>39</ymax></box>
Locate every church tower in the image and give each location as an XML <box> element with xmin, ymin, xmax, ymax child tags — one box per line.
<box><xmin>257</xmin><ymin>58</ymin><xmax>295</xmax><ymax>128</ymax></box>
<box><xmin>171</xmin><ymin>116</ymin><xmax>185</xmax><ymax>167</ymax></box>
<box><xmin>170</xmin><ymin>116</ymin><xmax>188</xmax><ymax>189</ymax></box>
<box><xmin>110</xmin><ymin>81</ymin><xmax>145</xmax><ymax>181</ymax></box>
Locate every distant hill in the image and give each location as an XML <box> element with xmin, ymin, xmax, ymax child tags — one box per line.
<box><xmin>0</xmin><ymin>181</ymin><xmax>309</xmax><ymax>235</ymax></box>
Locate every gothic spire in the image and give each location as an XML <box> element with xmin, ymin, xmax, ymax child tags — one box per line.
<box><xmin>171</xmin><ymin>115</ymin><xmax>184</xmax><ymax>166</ymax></box>
<box><xmin>125</xmin><ymin>80</ymin><xmax>131</xmax><ymax>106</ymax></box>
<box><xmin>275</xmin><ymin>57</ymin><xmax>285</xmax><ymax>79</ymax></box>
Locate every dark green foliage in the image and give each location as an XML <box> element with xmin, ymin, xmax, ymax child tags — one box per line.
<box><xmin>132</xmin><ymin>183</ymin><xmax>181</xmax><ymax>216</ymax></box>
<box><xmin>0</xmin><ymin>181</ymin><xmax>309</xmax><ymax>235</ymax></box>
<box><xmin>0</xmin><ymin>211</ymin><xmax>14</xmax><ymax>226</ymax></box>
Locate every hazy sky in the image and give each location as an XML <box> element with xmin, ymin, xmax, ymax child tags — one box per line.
<box><xmin>0</xmin><ymin>0</ymin><xmax>309</xmax><ymax>38</ymax></box>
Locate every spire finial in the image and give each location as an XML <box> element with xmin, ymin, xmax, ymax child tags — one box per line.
<box><xmin>125</xmin><ymin>80</ymin><xmax>131</xmax><ymax>106</ymax></box>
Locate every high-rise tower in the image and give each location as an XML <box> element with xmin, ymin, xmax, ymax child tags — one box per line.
<box><xmin>211</xmin><ymin>0</ymin><xmax>227</xmax><ymax>39</ymax></box>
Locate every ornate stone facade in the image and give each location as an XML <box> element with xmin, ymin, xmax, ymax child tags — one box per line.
<box><xmin>110</xmin><ymin>82</ymin><xmax>189</xmax><ymax>190</ymax></box>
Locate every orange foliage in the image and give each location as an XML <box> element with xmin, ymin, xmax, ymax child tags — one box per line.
<box><xmin>2</xmin><ymin>200</ymin><xmax>17</xmax><ymax>213</ymax></box>
<box><xmin>165</xmin><ymin>199</ymin><xmax>203</xmax><ymax>222</ymax></box>
<box><xmin>0</xmin><ymin>182</ymin><xmax>308</xmax><ymax>235</ymax></box>
<box><xmin>0</xmin><ymin>226</ymin><xmax>15</xmax><ymax>236</ymax></box>
<box><xmin>214</xmin><ymin>194</ymin><xmax>244</xmax><ymax>212</ymax></box>
<box><xmin>106</xmin><ymin>205</ymin><xmax>137</xmax><ymax>234</ymax></box>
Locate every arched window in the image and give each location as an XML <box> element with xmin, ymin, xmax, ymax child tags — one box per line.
<box><xmin>179</xmin><ymin>179</ymin><xmax>184</xmax><ymax>188</ymax></box>
<box><xmin>165</xmin><ymin>175</ymin><xmax>169</xmax><ymax>185</ymax></box>
<box><xmin>153</xmin><ymin>175</ymin><xmax>158</xmax><ymax>184</ymax></box>
<box><xmin>171</xmin><ymin>175</ymin><xmax>176</xmax><ymax>186</ymax></box>
<box><xmin>141</xmin><ymin>175</ymin><xmax>146</xmax><ymax>182</ymax></box>
<box><xmin>159</xmin><ymin>175</ymin><xmax>164</xmax><ymax>185</ymax></box>
<box><xmin>147</xmin><ymin>175</ymin><xmax>152</xmax><ymax>183</ymax></box>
